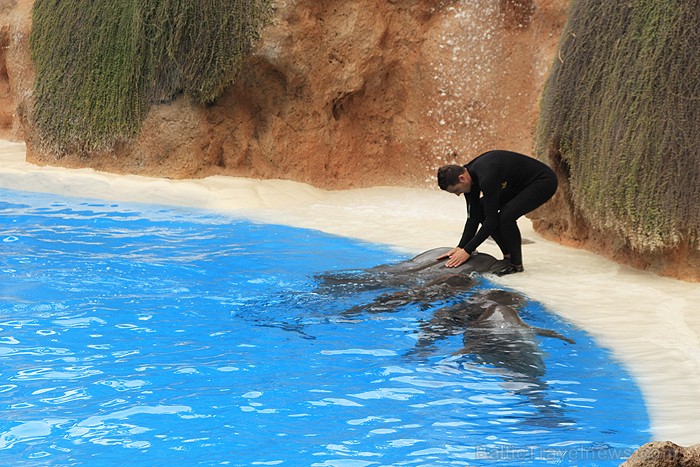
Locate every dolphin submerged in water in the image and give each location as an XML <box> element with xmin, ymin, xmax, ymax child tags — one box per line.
<box><xmin>409</xmin><ymin>288</ymin><xmax>530</xmax><ymax>354</ymax></box>
<box><xmin>451</xmin><ymin>303</ymin><xmax>576</xmax><ymax>428</ymax></box>
<box><xmin>314</xmin><ymin>248</ymin><xmax>576</xmax><ymax>427</ymax></box>
<box><xmin>455</xmin><ymin>303</ymin><xmax>575</xmax><ymax>377</ymax></box>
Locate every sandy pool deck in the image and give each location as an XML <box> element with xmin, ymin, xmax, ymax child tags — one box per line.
<box><xmin>1</xmin><ymin>139</ymin><xmax>699</xmax><ymax>446</ymax></box>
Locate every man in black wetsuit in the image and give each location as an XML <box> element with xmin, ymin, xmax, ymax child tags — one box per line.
<box><xmin>436</xmin><ymin>150</ymin><xmax>558</xmax><ymax>275</ymax></box>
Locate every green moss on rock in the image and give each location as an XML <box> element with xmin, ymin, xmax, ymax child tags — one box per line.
<box><xmin>30</xmin><ymin>0</ymin><xmax>272</xmax><ymax>154</ymax></box>
<box><xmin>536</xmin><ymin>0</ymin><xmax>699</xmax><ymax>251</ymax></box>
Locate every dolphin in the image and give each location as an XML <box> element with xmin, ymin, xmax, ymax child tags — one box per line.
<box><xmin>315</xmin><ymin>247</ymin><xmax>508</xmax><ymax>315</ymax></box>
<box><xmin>455</xmin><ymin>303</ymin><xmax>574</xmax><ymax>376</ymax></box>
<box><xmin>449</xmin><ymin>303</ymin><xmax>576</xmax><ymax>428</ymax></box>
<box><xmin>316</xmin><ymin>248</ymin><xmax>511</xmax><ymax>315</ymax></box>
<box><xmin>369</xmin><ymin>247</ymin><xmax>507</xmax><ymax>277</ymax></box>
<box><xmin>408</xmin><ymin>288</ymin><xmax>530</xmax><ymax>355</ymax></box>
<box><xmin>342</xmin><ymin>273</ymin><xmax>479</xmax><ymax>315</ymax></box>
<box><xmin>472</xmin><ymin>303</ymin><xmax>574</xmax><ymax>342</ymax></box>
<box><xmin>315</xmin><ymin>247</ymin><xmax>510</xmax><ymax>295</ymax></box>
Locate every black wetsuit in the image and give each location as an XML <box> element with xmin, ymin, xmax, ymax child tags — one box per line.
<box><xmin>458</xmin><ymin>150</ymin><xmax>557</xmax><ymax>266</ymax></box>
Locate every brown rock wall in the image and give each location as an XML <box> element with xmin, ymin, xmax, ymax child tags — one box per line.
<box><xmin>7</xmin><ymin>0</ymin><xmax>566</xmax><ymax>190</ymax></box>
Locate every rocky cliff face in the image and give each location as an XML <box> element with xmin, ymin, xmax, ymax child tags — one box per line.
<box><xmin>1</xmin><ymin>0</ymin><xmax>566</xmax><ymax>189</ymax></box>
<box><xmin>531</xmin><ymin>0</ymin><xmax>700</xmax><ymax>282</ymax></box>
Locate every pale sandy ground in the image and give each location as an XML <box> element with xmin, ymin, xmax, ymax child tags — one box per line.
<box><xmin>1</xmin><ymin>140</ymin><xmax>699</xmax><ymax>445</ymax></box>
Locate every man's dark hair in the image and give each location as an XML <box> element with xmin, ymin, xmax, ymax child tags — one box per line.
<box><xmin>437</xmin><ymin>165</ymin><xmax>466</xmax><ymax>190</ymax></box>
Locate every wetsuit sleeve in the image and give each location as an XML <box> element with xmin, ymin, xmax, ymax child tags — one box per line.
<box><xmin>457</xmin><ymin>193</ymin><xmax>479</xmax><ymax>252</ymax></box>
<box><xmin>459</xmin><ymin>176</ymin><xmax>501</xmax><ymax>254</ymax></box>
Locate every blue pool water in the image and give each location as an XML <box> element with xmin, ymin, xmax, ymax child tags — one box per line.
<box><xmin>0</xmin><ymin>188</ymin><xmax>649</xmax><ymax>465</ymax></box>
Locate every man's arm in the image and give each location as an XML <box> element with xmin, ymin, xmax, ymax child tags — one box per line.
<box><xmin>458</xmin><ymin>193</ymin><xmax>480</xmax><ymax>251</ymax></box>
<box><xmin>439</xmin><ymin>194</ymin><xmax>479</xmax><ymax>267</ymax></box>
<box><xmin>461</xmin><ymin>177</ymin><xmax>500</xmax><ymax>254</ymax></box>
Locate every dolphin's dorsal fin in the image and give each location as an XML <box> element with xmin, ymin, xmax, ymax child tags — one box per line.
<box><xmin>533</xmin><ymin>327</ymin><xmax>575</xmax><ymax>344</ymax></box>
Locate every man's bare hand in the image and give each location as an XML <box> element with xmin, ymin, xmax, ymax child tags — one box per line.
<box><xmin>437</xmin><ymin>247</ymin><xmax>470</xmax><ymax>268</ymax></box>
<box><xmin>435</xmin><ymin>248</ymin><xmax>457</xmax><ymax>261</ymax></box>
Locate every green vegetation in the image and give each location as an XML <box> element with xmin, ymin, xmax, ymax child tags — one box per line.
<box><xmin>536</xmin><ymin>0</ymin><xmax>699</xmax><ymax>251</ymax></box>
<box><xmin>30</xmin><ymin>0</ymin><xmax>273</xmax><ymax>154</ymax></box>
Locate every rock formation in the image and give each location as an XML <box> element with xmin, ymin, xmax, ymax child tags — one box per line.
<box><xmin>0</xmin><ymin>0</ymin><xmax>32</xmax><ymax>142</ymax></box>
<box><xmin>533</xmin><ymin>1</ymin><xmax>700</xmax><ymax>281</ymax></box>
<box><xmin>622</xmin><ymin>441</ymin><xmax>700</xmax><ymax>467</ymax></box>
<box><xmin>1</xmin><ymin>0</ymin><xmax>565</xmax><ymax>189</ymax></box>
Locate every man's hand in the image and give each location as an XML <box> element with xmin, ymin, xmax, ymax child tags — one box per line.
<box><xmin>436</xmin><ymin>247</ymin><xmax>470</xmax><ymax>268</ymax></box>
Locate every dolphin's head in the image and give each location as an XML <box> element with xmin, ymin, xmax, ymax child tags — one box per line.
<box><xmin>474</xmin><ymin>289</ymin><xmax>527</xmax><ymax>308</ymax></box>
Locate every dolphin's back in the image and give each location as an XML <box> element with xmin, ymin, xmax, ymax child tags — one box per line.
<box><xmin>315</xmin><ymin>247</ymin><xmax>508</xmax><ymax>298</ymax></box>
<box><xmin>409</xmin><ymin>248</ymin><xmax>505</xmax><ymax>275</ymax></box>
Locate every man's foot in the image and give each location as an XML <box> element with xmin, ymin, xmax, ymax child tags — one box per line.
<box><xmin>494</xmin><ymin>263</ymin><xmax>524</xmax><ymax>276</ymax></box>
